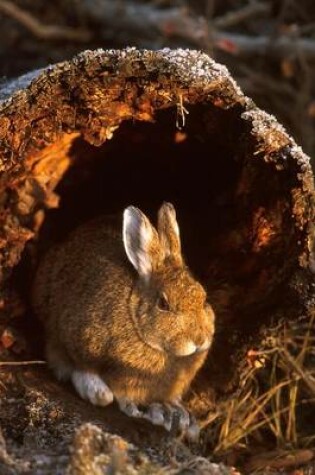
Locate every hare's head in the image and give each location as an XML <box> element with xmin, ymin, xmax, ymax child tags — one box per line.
<box><xmin>123</xmin><ymin>203</ymin><xmax>215</xmax><ymax>358</ymax></box>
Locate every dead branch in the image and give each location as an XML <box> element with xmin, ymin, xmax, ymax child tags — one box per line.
<box><xmin>79</xmin><ymin>0</ymin><xmax>315</xmax><ymax>60</ymax></box>
<box><xmin>0</xmin><ymin>0</ymin><xmax>91</xmax><ymax>42</ymax></box>
<box><xmin>214</xmin><ymin>31</ymin><xmax>315</xmax><ymax>59</ymax></box>
<box><xmin>0</xmin><ymin>0</ymin><xmax>314</xmax><ymax>60</ymax></box>
<box><xmin>213</xmin><ymin>1</ymin><xmax>270</xmax><ymax>29</ymax></box>
<box><xmin>82</xmin><ymin>1</ymin><xmax>209</xmax><ymax>45</ymax></box>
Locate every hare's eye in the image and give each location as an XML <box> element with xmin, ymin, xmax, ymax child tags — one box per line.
<box><xmin>157</xmin><ymin>293</ymin><xmax>170</xmax><ymax>312</ymax></box>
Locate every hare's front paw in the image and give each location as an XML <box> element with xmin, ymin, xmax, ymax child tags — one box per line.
<box><xmin>117</xmin><ymin>398</ymin><xmax>199</xmax><ymax>441</ymax></box>
<box><xmin>72</xmin><ymin>370</ymin><xmax>114</xmax><ymax>407</ymax></box>
<box><xmin>145</xmin><ymin>402</ymin><xmax>200</xmax><ymax>441</ymax></box>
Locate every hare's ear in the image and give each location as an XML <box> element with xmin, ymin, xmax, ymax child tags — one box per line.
<box><xmin>158</xmin><ymin>202</ymin><xmax>183</xmax><ymax>266</ymax></box>
<box><xmin>123</xmin><ymin>206</ymin><xmax>162</xmax><ymax>281</ymax></box>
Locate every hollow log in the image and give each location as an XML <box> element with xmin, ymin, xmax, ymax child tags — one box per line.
<box><xmin>0</xmin><ymin>48</ymin><xmax>314</xmax><ymax>470</ymax></box>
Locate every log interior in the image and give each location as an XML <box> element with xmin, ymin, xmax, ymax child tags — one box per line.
<box><xmin>21</xmin><ymin>105</ymin><xmax>301</xmax><ymax>302</ymax></box>
<box><xmin>5</xmin><ymin>102</ymin><xmax>305</xmax><ymax>396</ymax></box>
<box><xmin>0</xmin><ymin>50</ymin><xmax>313</xmax><ymax>406</ymax></box>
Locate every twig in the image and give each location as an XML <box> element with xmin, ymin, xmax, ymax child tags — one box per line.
<box><xmin>281</xmin><ymin>346</ymin><xmax>315</xmax><ymax>396</ymax></box>
<box><xmin>0</xmin><ymin>0</ymin><xmax>91</xmax><ymax>42</ymax></box>
<box><xmin>204</xmin><ymin>0</ymin><xmax>215</xmax><ymax>54</ymax></box>
<box><xmin>214</xmin><ymin>1</ymin><xmax>270</xmax><ymax>29</ymax></box>
<box><xmin>214</xmin><ymin>31</ymin><xmax>315</xmax><ymax>60</ymax></box>
<box><xmin>0</xmin><ymin>360</ymin><xmax>46</xmax><ymax>367</ymax></box>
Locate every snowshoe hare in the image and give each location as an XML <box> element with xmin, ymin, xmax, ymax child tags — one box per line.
<box><xmin>32</xmin><ymin>203</ymin><xmax>215</xmax><ymax>438</ymax></box>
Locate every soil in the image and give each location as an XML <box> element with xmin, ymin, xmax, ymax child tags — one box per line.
<box><xmin>0</xmin><ymin>367</ymin><xmax>233</xmax><ymax>474</ymax></box>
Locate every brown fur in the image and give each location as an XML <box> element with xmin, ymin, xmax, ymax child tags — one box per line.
<box><xmin>32</xmin><ymin>205</ymin><xmax>215</xmax><ymax>405</ymax></box>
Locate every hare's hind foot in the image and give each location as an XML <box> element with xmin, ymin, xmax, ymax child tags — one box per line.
<box><xmin>72</xmin><ymin>370</ymin><xmax>114</xmax><ymax>407</ymax></box>
<box><xmin>117</xmin><ymin>398</ymin><xmax>199</xmax><ymax>441</ymax></box>
<box><xmin>46</xmin><ymin>344</ymin><xmax>114</xmax><ymax>406</ymax></box>
<box><xmin>46</xmin><ymin>342</ymin><xmax>73</xmax><ymax>382</ymax></box>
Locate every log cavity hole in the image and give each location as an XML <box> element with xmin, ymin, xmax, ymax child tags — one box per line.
<box><xmin>14</xmin><ymin>104</ymin><xmax>298</xmax><ymax>392</ymax></box>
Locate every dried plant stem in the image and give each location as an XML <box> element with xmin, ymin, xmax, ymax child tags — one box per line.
<box><xmin>0</xmin><ymin>360</ymin><xmax>46</xmax><ymax>367</ymax></box>
<box><xmin>0</xmin><ymin>0</ymin><xmax>91</xmax><ymax>42</ymax></box>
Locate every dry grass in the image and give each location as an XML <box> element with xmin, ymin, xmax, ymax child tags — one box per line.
<box><xmin>202</xmin><ymin>311</ymin><xmax>315</xmax><ymax>469</ymax></box>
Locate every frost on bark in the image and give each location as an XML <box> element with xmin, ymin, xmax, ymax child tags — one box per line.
<box><xmin>0</xmin><ymin>47</ymin><xmax>314</xmax><ymax>396</ymax></box>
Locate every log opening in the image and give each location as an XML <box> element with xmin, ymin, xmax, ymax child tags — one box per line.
<box><xmin>0</xmin><ymin>49</ymin><xmax>313</xmax><ymax>400</ymax></box>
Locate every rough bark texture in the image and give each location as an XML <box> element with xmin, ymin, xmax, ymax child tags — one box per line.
<box><xmin>0</xmin><ymin>48</ymin><xmax>314</xmax><ymax>473</ymax></box>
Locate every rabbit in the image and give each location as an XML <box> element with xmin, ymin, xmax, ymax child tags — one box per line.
<box><xmin>32</xmin><ymin>202</ymin><xmax>215</xmax><ymax>438</ymax></box>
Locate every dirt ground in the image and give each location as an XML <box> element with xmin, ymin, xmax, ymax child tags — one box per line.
<box><xmin>0</xmin><ymin>367</ymin><xmax>239</xmax><ymax>474</ymax></box>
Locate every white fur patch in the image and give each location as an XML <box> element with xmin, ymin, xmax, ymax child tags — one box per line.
<box><xmin>170</xmin><ymin>213</ymin><xmax>180</xmax><ymax>237</ymax></box>
<box><xmin>176</xmin><ymin>338</ymin><xmax>211</xmax><ymax>357</ymax></box>
<box><xmin>123</xmin><ymin>207</ymin><xmax>153</xmax><ymax>280</ymax></box>
<box><xmin>71</xmin><ymin>370</ymin><xmax>114</xmax><ymax>407</ymax></box>
<box><xmin>123</xmin><ymin>207</ymin><xmax>137</xmax><ymax>267</ymax></box>
<box><xmin>176</xmin><ymin>341</ymin><xmax>197</xmax><ymax>356</ymax></box>
<box><xmin>138</xmin><ymin>220</ymin><xmax>154</xmax><ymax>279</ymax></box>
<box><xmin>146</xmin><ymin>403</ymin><xmax>165</xmax><ymax>427</ymax></box>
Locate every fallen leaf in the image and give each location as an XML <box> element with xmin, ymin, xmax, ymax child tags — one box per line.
<box><xmin>0</xmin><ymin>328</ymin><xmax>15</xmax><ymax>349</ymax></box>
